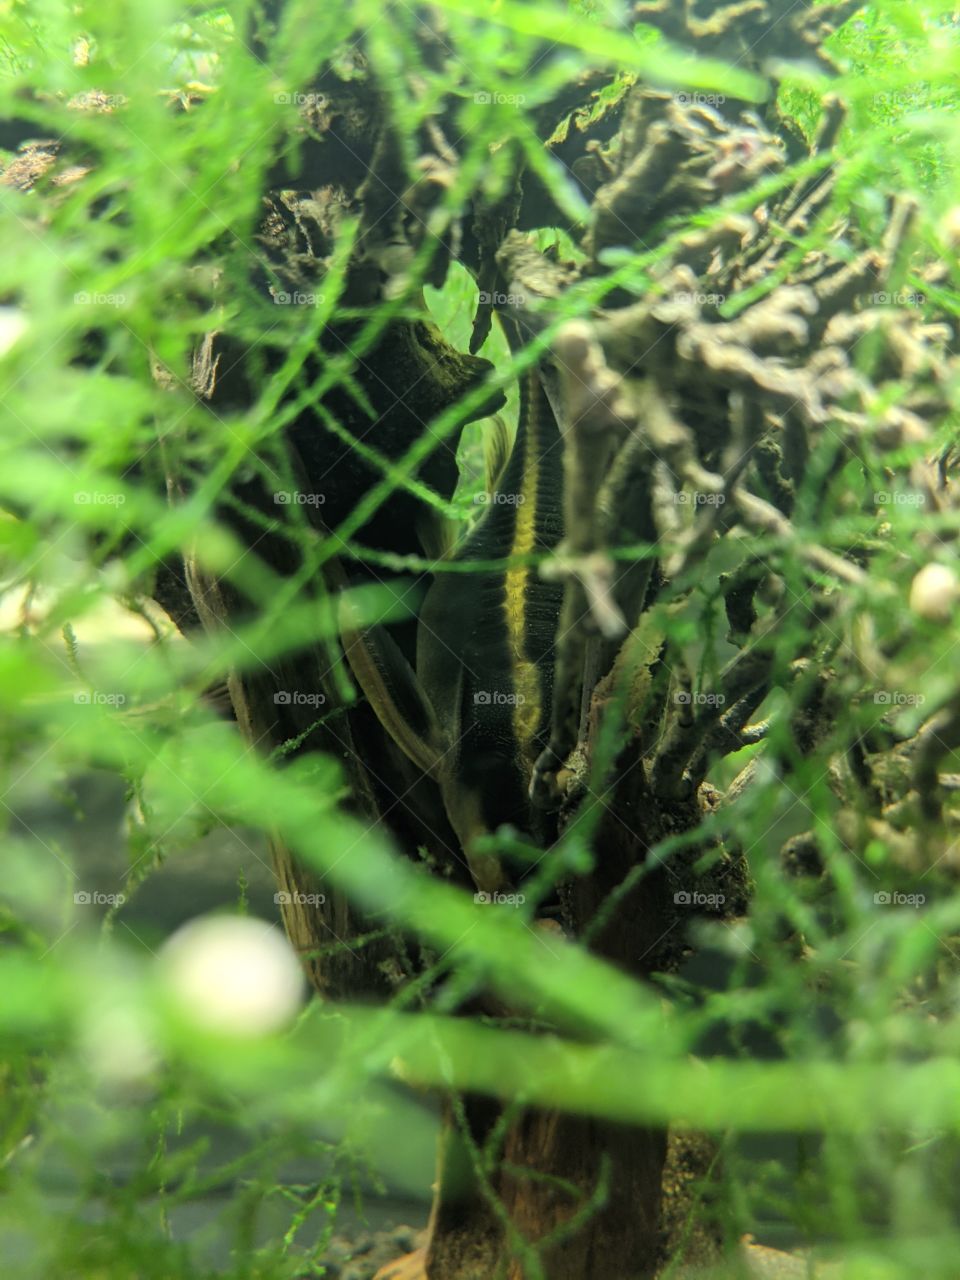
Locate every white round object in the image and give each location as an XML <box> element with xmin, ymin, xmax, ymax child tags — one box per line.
<box><xmin>159</xmin><ymin>915</ymin><xmax>306</xmax><ymax>1036</ymax></box>
<box><xmin>909</xmin><ymin>563</ymin><xmax>959</xmax><ymax>622</ymax></box>
<box><xmin>0</xmin><ymin>307</ymin><xmax>27</xmax><ymax>358</ymax></box>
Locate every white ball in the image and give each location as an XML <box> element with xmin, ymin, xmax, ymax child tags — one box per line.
<box><xmin>159</xmin><ymin>915</ymin><xmax>306</xmax><ymax>1036</ymax></box>
<box><xmin>909</xmin><ymin>563</ymin><xmax>959</xmax><ymax>622</ymax></box>
<box><xmin>0</xmin><ymin>307</ymin><xmax>27</xmax><ymax>358</ymax></box>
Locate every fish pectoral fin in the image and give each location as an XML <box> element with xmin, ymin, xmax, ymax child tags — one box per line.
<box><xmin>483</xmin><ymin>412</ymin><xmax>513</xmax><ymax>496</ymax></box>
<box><xmin>341</xmin><ymin>615</ymin><xmax>446</xmax><ymax>778</ymax></box>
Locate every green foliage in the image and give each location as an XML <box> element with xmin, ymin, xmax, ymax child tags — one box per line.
<box><xmin>2</xmin><ymin>0</ymin><xmax>960</xmax><ymax>1277</ymax></box>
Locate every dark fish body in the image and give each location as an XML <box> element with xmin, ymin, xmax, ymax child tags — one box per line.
<box><xmin>417</xmin><ymin>370</ymin><xmax>564</xmax><ymax>878</ymax></box>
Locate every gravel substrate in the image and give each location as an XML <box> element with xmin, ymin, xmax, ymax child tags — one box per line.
<box><xmin>319</xmin><ymin>1224</ymin><xmax>426</xmax><ymax>1279</ymax></box>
